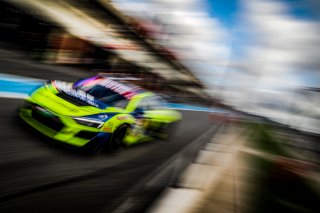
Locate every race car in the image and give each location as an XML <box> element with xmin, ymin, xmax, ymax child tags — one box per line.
<box><xmin>19</xmin><ymin>75</ymin><xmax>182</xmax><ymax>153</ymax></box>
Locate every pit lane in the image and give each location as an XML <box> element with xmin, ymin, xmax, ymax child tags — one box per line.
<box><xmin>0</xmin><ymin>97</ymin><xmax>214</xmax><ymax>213</ymax></box>
<box><xmin>0</xmin><ymin>54</ymin><xmax>215</xmax><ymax>212</ymax></box>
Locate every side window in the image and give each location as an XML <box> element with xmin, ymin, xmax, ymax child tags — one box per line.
<box><xmin>147</xmin><ymin>96</ymin><xmax>166</xmax><ymax>109</ymax></box>
<box><xmin>136</xmin><ymin>96</ymin><xmax>166</xmax><ymax>111</ymax></box>
<box><xmin>136</xmin><ymin>98</ymin><xmax>150</xmax><ymax>110</ymax></box>
<box><xmin>113</xmin><ymin>99</ymin><xmax>129</xmax><ymax>109</ymax></box>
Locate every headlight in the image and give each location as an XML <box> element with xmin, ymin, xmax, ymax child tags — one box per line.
<box><xmin>73</xmin><ymin>117</ymin><xmax>104</xmax><ymax>128</ymax></box>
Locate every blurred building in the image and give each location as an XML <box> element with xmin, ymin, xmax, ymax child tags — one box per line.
<box><xmin>0</xmin><ymin>0</ymin><xmax>211</xmax><ymax>104</ymax></box>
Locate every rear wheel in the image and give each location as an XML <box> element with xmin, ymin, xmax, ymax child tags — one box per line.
<box><xmin>154</xmin><ymin>122</ymin><xmax>179</xmax><ymax>140</ymax></box>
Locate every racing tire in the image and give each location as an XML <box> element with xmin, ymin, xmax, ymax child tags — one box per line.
<box><xmin>103</xmin><ymin>124</ymin><xmax>128</xmax><ymax>153</ymax></box>
<box><xmin>83</xmin><ymin>137</ymin><xmax>105</xmax><ymax>155</ymax></box>
<box><xmin>155</xmin><ymin>122</ymin><xmax>179</xmax><ymax>140</ymax></box>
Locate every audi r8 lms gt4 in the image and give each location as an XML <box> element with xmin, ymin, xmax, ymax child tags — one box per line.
<box><xmin>19</xmin><ymin>75</ymin><xmax>182</xmax><ymax>153</ymax></box>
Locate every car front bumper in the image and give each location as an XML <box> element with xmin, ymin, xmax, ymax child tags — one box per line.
<box><xmin>19</xmin><ymin>105</ymin><xmax>100</xmax><ymax>147</ymax></box>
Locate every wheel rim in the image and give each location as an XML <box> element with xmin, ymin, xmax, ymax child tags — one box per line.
<box><xmin>110</xmin><ymin>126</ymin><xmax>127</xmax><ymax>151</ymax></box>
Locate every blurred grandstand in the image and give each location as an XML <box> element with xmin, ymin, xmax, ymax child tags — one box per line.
<box><xmin>0</xmin><ymin>0</ymin><xmax>212</xmax><ymax>105</ymax></box>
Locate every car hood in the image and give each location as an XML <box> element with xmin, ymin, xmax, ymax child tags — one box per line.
<box><xmin>29</xmin><ymin>81</ymin><xmax>122</xmax><ymax>116</ymax></box>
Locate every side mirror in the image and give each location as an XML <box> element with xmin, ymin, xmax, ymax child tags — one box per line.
<box><xmin>132</xmin><ymin>108</ymin><xmax>144</xmax><ymax>117</ymax></box>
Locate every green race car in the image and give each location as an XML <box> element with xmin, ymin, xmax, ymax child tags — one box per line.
<box><xmin>19</xmin><ymin>75</ymin><xmax>182</xmax><ymax>153</ymax></box>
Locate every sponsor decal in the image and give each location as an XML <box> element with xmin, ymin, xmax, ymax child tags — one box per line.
<box><xmin>102</xmin><ymin>79</ymin><xmax>138</xmax><ymax>99</ymax></box>
<box><xmin>54</xmin><ymin>81</ymin><xmax>99</xmax><ymax>108</ymax></box>
<box><xmin>98</xmin><ymin>114</ymin><xmax>108</xmax><ymax>119</ymax></box>
<box><xmin>129</xmin><ymin>122</ymin><xmax>144</xmax><ymax>136</ymax></box>
<box><xmin>117</xmin><ymin>115</ymin><xmax>129</xmax><ymax>121</ymax></box>
<box><xmin>102</xmin><ymin>127</ymin><xmax>112</xmax><ymax>132</ymax></box>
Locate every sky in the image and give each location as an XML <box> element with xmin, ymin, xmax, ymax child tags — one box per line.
<box><xmin>113</xmin><ymin>0</ymin><xmax>320</xmax><ymax>133</ymax></box>
<box><xmin>207</xmin><ymin>0</ymin><xmax>320</xmax><ymax>133</ymax></box>
<box><xmin>206</xmin><ymin>0</ymin><xmax>239</xmax><ymax>28</ymax></box>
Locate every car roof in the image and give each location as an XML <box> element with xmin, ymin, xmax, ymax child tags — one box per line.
<box><xmin>99</xmin><ymin>74</ymin><xmax>147</xmax><ymax>91</ymax></box>
<box><xmin>75</xmin><ymin>75</ymin><xmax>149</xmax><ymax>100</ymax></box>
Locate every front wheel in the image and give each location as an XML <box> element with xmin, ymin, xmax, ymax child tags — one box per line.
<box><xmin>104</xmin><ymin>124</ymin><xmax>128</xmax><ymax>153</ymax></box>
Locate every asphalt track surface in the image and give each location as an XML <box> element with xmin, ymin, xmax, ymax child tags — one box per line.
<box><xmin>0</xmin><ymin>54</ymin><xmax>214</xmax><ymax>213</ymax></box>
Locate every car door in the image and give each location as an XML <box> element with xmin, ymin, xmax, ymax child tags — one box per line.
<box><xmin>135</xmin><ymin>96</ymin><xmax>167</xmax><ymax>132</ymax></box>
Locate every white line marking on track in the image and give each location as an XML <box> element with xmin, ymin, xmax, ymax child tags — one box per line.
<box><xmin>0</xmin><ymin>73</ymin><xmax>43</xmax><ymax>83</ymax></box>
<box><xmin>0</xmin><ymin>92</ymin><xmax>28</xmax><ymax>99</ymax></box>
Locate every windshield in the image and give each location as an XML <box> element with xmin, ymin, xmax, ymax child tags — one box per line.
<box><xmin>74</xmin><ymin>76</ymin><xmax>129</xmax><ymax>108</ymax></box>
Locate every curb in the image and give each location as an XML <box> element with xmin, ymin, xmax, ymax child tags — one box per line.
<box><xmin>148</xmin><ymin>125</ymin><xmax>246</xmax><ymax>213</ymax></box>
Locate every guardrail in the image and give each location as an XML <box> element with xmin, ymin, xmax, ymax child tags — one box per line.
<box><xmin>108</xmin><ymin>124</ymin><xmax>221</xmax><ymax>213</ymax></box>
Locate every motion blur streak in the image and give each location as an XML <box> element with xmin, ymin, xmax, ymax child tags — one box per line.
<box><xmin>0</xmin><ymin>0</ymin><xmax>319</xmax><ymax>213</ymax></box>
